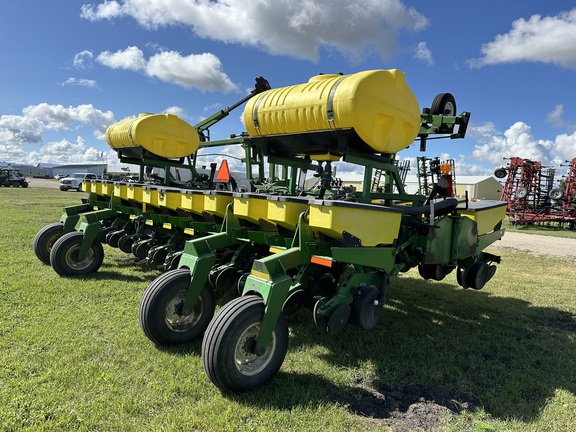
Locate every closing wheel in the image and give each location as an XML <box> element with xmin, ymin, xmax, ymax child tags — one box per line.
<box><xmin>33</xmin><ymin>222</ymin><xmax>65</xmax><ymax>265</ymax></box>
<box><xmin>50</xmin><ymin>231</ymin><xmax>104</xmax><ymax>276</ymax></box>
<box><xmin>350</xmin><ymin>285</ymin><xmax>382</xmax><ymax>330</ymax></box>
<box><xmin>202</xmin><ymin>295</ymin><xmax>289</xmax><ymax>392</ymax></box>
<box><xmin>139</xmin><ymin>268</ymin><xmax>215</xmax><ymax>346</ymax></box>
<box><xmin>431</xmin><ymin>93</ymin><xmax>457</xmax><ymax>116</ymax></box>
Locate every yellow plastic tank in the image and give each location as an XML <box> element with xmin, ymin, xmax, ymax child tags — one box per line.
<box><xmin>242</xmin><ymin>69</ymin><xmax>421</xmax><ymax>154</ymax></box>
<box><xmin>106</xmin><ymin>113</ymin><xmax>200</xmax><ymax>159</ymax></box>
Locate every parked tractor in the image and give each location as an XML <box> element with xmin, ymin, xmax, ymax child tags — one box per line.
<box><xmin>0</xmin><ymin>168</ymin><xmax>29</xmax><ymax>188</ymax></box>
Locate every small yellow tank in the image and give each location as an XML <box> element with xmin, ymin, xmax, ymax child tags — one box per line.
<box><xmin>106</xmin><ymin>113</ymin><xmax>200</xmax><ymax>159</ymax></box>
<box><xmin>242</xmin><ymin>69</ymin><xmax>421</xmax><ymax>154</ymax></box>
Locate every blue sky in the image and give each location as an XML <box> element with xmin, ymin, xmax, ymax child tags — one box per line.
<box><xmin>1</xmin><ymin>0</ymin><xmax>576</xmax><ymax>178</ymax></box>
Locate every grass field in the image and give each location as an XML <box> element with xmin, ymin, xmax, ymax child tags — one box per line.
<box><xmin>0</xmin><ymin>187</ymin><xmax>575</xmax><ymax>431</ymax></box>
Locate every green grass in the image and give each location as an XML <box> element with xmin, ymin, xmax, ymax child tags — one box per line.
<box><xmin>1</xmin><ymin>187</ymin><xmax>575</xmax><ymax>431</ymax></box>
<box><xmin>502</xmin><ymin>218</ymin><xmax>576</xmax><ymax>239</ymax></box>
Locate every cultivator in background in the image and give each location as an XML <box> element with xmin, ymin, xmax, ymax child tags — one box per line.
<box><xmin>417</xmin><ymin>156</ymin><xmax>456</xmax><ymax>198</ymax></box>
<box><xmin>495</xmin><ymin>156</ymin><xmax>576</xmax><ymax>227</ymax></box>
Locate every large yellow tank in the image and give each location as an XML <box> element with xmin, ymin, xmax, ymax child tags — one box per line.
<box><xmin>106</xmin><ymin>113</ymin><xmax>200</xmax><ymax>159</ymax></box>
<box><xmin>242</xmin><ymin>69</ymin><xmax>421</xmax><ymax>154</ymax></box>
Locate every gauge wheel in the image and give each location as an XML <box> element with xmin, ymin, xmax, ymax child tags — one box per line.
<box><xmin>350</xmin><ymin>285</ymin><xmax>382</xmax><ymax>330</ymax></box>
<box><xmin>50</xmin><ymin>231</ymin><xmax>104</xmax><ymax>276</ymax></box>
<box><xmin>202</xmin><ymin>295</ymin><xmax>289</xmax><ymax>393</ymax></box>
<box><xmin>139</xmin><ymin>268</ymin><xmax>215</xmax><ymax>345</ymax></box>
<box><xmin>431</xmin><ymin>93</ymin><xmax>457</xmax><ymax>116</ymax></box>
<box><xmin>33</xmin><ymin>223</ymin><xmax>65</xmax><ymax>265</ymax></box>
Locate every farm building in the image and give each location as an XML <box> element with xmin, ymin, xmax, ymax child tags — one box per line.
<box><xmin>403</xmin><ymin>175</ymin><xmax>503</xmax><ymax>200</ymax></box>
<box><xmin>328</xmin><ymin>174</ymin><xmax>503</xmax><ymax>200</ymax></box>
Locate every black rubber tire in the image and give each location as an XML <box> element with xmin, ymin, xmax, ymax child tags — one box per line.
<box><xmin>202</xmin><ymin>295</ymin><xmax>289</xmax><ymax>393</ymax></box>
<box><xmin>494</xmin><ymin>168</ymin><xmax>508</xmax><ymax>179</ymax></box>
<box><xmin>50</xmin><ymin>231</ymin><xmax>104</xmax><ymax>276</ymax></box>
<box><xmin>431</xmin><ymin>93</ymin><xmax>457</xmax><ymax>116</ymax></box>
<box><xmin>106</xmin><ymin>230</ymin><xmax>123</xmax><ymax>248</ymax></box>
<box><xmin>465</xmin><ymin>261</ymin><xmax>490</xmax><ymax>290</ymax></box>
<box><xmin>132</xmin><ymin>240</ymin><xmax>152</xmax><ymax>260</ymax></box>
<box><xmin>549</xmin><ymin>188</ymin><xmax>564</xmax><ymax>200</ymax></box>
<box><xmin>97</xmin><ymin>227</ymin><xmax>113</xmax><ymax>244</ymax></box>
<box><xmin>33</xmin><ymin>223</ymin><xmax>65</xmax><ymax>265</ymax></box>
<box><xmin>350</xmin><ymin>285</ymin><xmax>382</xmax><ymax>330</ymax></box>
<box><xmin>516</xmin><ymin>187</ymin><xmax>528</xmax><ymax>199</ymax></box>
<box><xmin>118</xmin><ymin>235</ymin><xmax>136</xmax><ymax>253</ymax></box>
<box><xmin>139</xmin><ymin>268</ymin><xmax>215</xmax><ymax>346</ymax></box>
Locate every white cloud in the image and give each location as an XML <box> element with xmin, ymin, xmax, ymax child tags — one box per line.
<box><xmin>546</xmin><ymin>104</ymin><xmax>576</xmax><ymax>131</ymax></box>
<box><xmin>469</xmin><ymin>121</ymin><xmax>576</xmax><ymax>167</ymax></box>
<box><xmin>0</xmin><ymin>143</ymin><xmax>28</xmax><ymax>162</ymax></box>
<box><xmin>80</xmin><ymin>0</ymin><xmax>428</xmax><ymax>62</ymax></box>
<box><xmin>61</xmin><ymin>77</ymin><xmax>99</xmax><ymax>89</ymax></box>
<box><xmin>467</xmin><ymin>8</ymin><xmax>576</xmax><ymax>69</ymax></box>
<box><xmin>0</xmin><ymin>103</ymin><xmax>114</xmax><ymax>145</ymax></box>
<box><xmin>414</xmin><ymin>41</ymin><xmax>434</xmax><ymax>66</ymax></box>
<box><xmin>73</xmin><ymin>50</ymin><xmax>94</xmax><ymax>69</ymax></box>
<box><xmin>95</xmin><ymin>46</ymin><xmax>237</xmax><ymax>92</ymax></box>
<box><xmin>80</xmin><ymin>0</ymin><xmax>123</xmax><ymax>20</ymax></box>
<box><xmin>96</xmin><ymin>46</ymin><xmax>147</xmax><ymax>71</ymax></box>
<box><xmin>26</xmin><ymin>137</ymin><xmax>106</xmax><ymax>165</ymax></box>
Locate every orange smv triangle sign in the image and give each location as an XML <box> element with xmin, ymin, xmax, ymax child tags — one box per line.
<box><xmin>216</xmin><ymin>159</ymin><xmax>231</xmax><ymax>183</ymax></box>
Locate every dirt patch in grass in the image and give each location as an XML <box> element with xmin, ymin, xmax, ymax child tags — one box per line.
<box><xmin>331</xmin><ymin>381</ymin><xmax>480</xmax><ymax>431</ymax></box>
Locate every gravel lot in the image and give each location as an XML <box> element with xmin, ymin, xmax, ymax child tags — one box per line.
<box><xmin>25</xmin><ymin>177</ymin><xmax>61</xmax><ymax>189</ymax></box>
<box><xmin>488</xmin><ymin>230</ymin><xmax>576</xmax><ymax>261</ymax></box>
<box><xmin>26</xmin><ymin>177</ymin><xmax>576</xmax><ymax>260</ymax></box>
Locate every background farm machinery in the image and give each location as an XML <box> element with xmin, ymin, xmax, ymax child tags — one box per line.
<box><xmin>495</xmin><ymin>156</ymin><xmax>576</xmax><ymax>228</ymax></box>
<box><xmin>34</xmin><ymin>69</ymin><xmax>507</xmax><ymax>393</ymax></box>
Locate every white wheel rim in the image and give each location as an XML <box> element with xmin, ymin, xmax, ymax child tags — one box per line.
<box><xmin>64</xmin><ymin>243</ymin><xmax>95</xmax><ymax>271</ymax></box>
<box><xmin>234</xmin><ymin>323</ymin><xmax>276</xmax><ymax>376</ymax></box>
<box><xmin>164</xmin><ymin>289</ymin><xmax>203</xmax><ymax>332</ymax></box>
